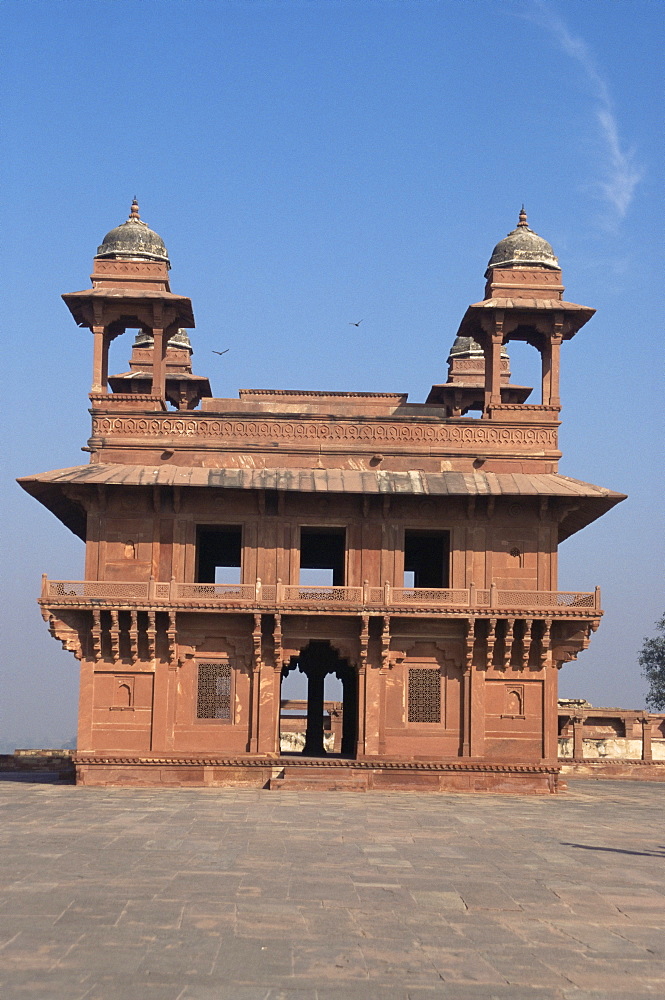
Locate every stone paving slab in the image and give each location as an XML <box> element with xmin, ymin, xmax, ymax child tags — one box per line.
<box><xmin>0</xmin><ymin>778</ymin><xmax>664</xmax><ymax>998</ymax></box>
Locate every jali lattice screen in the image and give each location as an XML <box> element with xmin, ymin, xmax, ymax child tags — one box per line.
<box><xmin>407</xmin><ymin>667</ymin><xmax>441</xmax><ymax>723</ymax></box>
<box><xmin>197</xmin><ymin>662</ymin><xmax>232</xmax><ymax>719</ymax></box>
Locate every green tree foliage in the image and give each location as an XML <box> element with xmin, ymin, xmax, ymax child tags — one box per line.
<box><xmin>639</xmin><ymin>615</ymin><xmax>665</xmax><ymax>710</ymax></box>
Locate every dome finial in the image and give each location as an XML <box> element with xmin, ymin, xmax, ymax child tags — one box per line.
<box><xmin>486</xmin><ymin>209</ymin><xmax>559</xmax><ymax>272</ymax></box>
<box><xmin>96</xmin><ymin>201</ymin><xmax>170</xmax><ymax>266</ymax></box>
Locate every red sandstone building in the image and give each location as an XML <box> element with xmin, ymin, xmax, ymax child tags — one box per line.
<box><xmin>19</xmin><ymin>204</ymin><xmax>625</xmax><ymax>792</ymax></box>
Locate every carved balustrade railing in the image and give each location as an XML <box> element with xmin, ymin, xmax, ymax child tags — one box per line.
<box><xmin>41</xmin><ymin>577</ymin><xmax>601</xmax><ymax>613</ymax></box>
<box><xmin>44</xmin><ymin>579</ymin><xmax>151</xmax><ymax>600</ymax></box>
<box><xmin>280</xmin><ymin>584</ymin><xmax>365</xmax><ymax>605</ymax></box>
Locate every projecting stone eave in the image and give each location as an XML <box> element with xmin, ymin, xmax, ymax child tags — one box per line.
<box><xmin>17</xmin><ymin>465</ymin><xmax>626</xmax><ymax>544</ymax></box>
<box><xmin>455</xmin><ymin>299</ymin><xmax>595</xmax><ymax>343</ymax></box>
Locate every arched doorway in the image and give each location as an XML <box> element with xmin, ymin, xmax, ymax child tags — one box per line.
<box><xmin>280</xmin><ymin>641</ymin><xmax>358</xmax><ymax>758</ymax></box>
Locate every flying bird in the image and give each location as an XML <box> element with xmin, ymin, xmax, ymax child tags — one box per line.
<box><xmin>348</xmin><ymin>320</ymin><xmax>363</xmax><ymax>327</ymax></box>
<box><xmin>212</xmin><ymin>349</ymin><xmax>230</xmax><ymax>355</ymax></box>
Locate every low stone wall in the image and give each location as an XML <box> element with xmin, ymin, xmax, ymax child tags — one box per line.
<box><xmin>279</xmin><ymin>732</ymin><xmax>335</xmax><ymax>754</ymax></box>
<box><xmin>0</xmin><ymin>750</ymin><xmax>75</xmax><ymax>779</ymax></box>
<box><xmin>558</xmin><ymin>737</ymin><xmax>665</xmax><ymax>761</ymax></box>
<box><xmin>560</xmin><ymin>759</ymin><xmax>665</xmax><ymax>781</ymax></box>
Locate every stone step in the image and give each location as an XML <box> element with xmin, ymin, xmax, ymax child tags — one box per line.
<box><xmin>268</xmin><ymin>767</ymin><xmax>369</xmax><ymax>791</ymax></box>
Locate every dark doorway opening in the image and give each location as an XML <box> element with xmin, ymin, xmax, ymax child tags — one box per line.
<box><xmin>280</xmin><ymin>641</ymin><xmax>358</xmax><ymax>758</ymax></box>
<box><xmin>404</xmin><ymin>530</ymin><xmax>450</xmax><ymax>588</ymax></box>
<box><xmin>299</xmin><ymin>528</ymin><xmax>346</xmax><ymax>586</ymax></box>
<box><xmin>196</xmin><ymin>526</ymin><xmax>242</xmax><ymax>584</ymax></box>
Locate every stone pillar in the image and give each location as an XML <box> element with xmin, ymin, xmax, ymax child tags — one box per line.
<box><xmin>641</xmin><ymin>716</ymin><xmax>653</xmax><ymax>761</ymax></box>
<box><xmin>572</xmin><ymin>714</ymin><xmax>585</xmax><ymax>759</ymax></box>
<box><xmin>330</xmin><ymin>704</ymin><xmax>343</xmax><ymax>753</ymax></box>
<box><xmin>77</xmin><ymin>658</ymin><xmax>95</xmax><ymax>752</ymax></box>
<box><xmin>549</xmin><ymin>328</ymin><xmax>562</xmax><ymax>408</ymax></box>
<box><xmin>357</xmin><ymin>666</ymin><xmax>367</xmax><ymax>755</ymax></box>
<box><xmin>541</xmin><ymin>337</ymin><xmax>552</xmax><ymax>407</ymax></box>
<box><xmin>542</xmin><ymin>662</ymin><xmax>559</xmax><ymax>761</ymax></box>
<box><xmin>249</xmin><ymin>616</ymin><xmax>262</xmax><ymax>753</ymax></box>
<box><xmin>340</xmin><ymin>676</ymin><xmax>358</xmax><ymax>757</ymax></box>
<box><xmin>469</xmin><ymin>665</ymin><xmax>485</xmax><ymax>757</ymax></box>
<box><xmin>150</xmin><ymin>661</ymin><xmax>172</xmax><ymax>752</ymax></box>
<box><xmin>364</xmin><ymin>664</ymin><xmax>381</xmax><ymax>756</ymax></box>
<box><xmin>151</xmin><ymin>328</ymin><xmax>166</xmax><ymax>398</ymax></box>
<box><xmin>303</xmin><ymin>669</ymin><xmax>326</xmax><ymax>756</ymax></box>
<box><xmin>91</xmin><ymin>325</ymin><xmax>109</xmax><ymax>393</ymax></box>
<box><xmin>484</xmin><ymin>314</ymin><xmax>504</xmax><ymax>412</ymax></box>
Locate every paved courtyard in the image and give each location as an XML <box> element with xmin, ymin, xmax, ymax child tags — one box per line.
<box><xmin>0</xmin><ymin>777</ymin><xmax>663</xmax><ymax>1000</ymax></box>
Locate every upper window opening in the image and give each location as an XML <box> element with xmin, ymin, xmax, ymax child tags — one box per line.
<box><xmin>404</xmin><ymin>530</ymin><xmax>450</xmax><ymax>588</ymax></box>
<box><xmin>196</xmin><ymin>526</ymin><xmax>242</xmax><ymax>584</ymax></box>
<box><xmin>300</xmin><ymin>528</ymin><xmax>346</xmax><ymax>586</ymax></box>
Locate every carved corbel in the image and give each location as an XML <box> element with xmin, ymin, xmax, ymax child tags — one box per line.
<box><xmin>167</xmin><ymin>610</ymin><xmax>177</xmax><ymax>664</ymax></box>
<box><xmin>252</xmin><ymin>614</ymin><xmax>263</xmax><ymax>671</ymax></box>
<box><xmin>486</xmin><ymin>497</ymin><xmax>495</xmax><ymax>520</ymax></box>
<box><xmin>521</xmin><ymin>619</ymin><xmax>533</xmax><ymax>668</ymax></box>
<box><xmin>581</xmin><ymin>623</ymin><xmax>593</xmax><ymax>650</ymax></box>
<box><xmin>91</xmin><ymin>608</ymin><xmax>102</xmax><ymax>660</ymax></box>
<box><xmin>464</xmin><ymin>618</ymin><xmax>476</xmax><ymax>671</ymax></box>
<box><xmin>485</xmin><ymin>617</ymin><xmax>497</xmax><ymax>668</ymax></box>
<box><xmin>380</xmin><ymin>616</ymin><xmax>391</xmax><ymax>670</ymax></box>
<box><xmin>502</xmin><ymin>617</ymin><xmax>515</xmax><ymax>669</ymax></box>
<box><xmin>146</xmin><ymin>611</ymin><xmax>157</xmax><ymax>660</ymax></box>
<box><xmin>359</xmin><ymin>614</ymin><xmax>370</xmax><ymax>673</ymax></box>
<box><xmin>109</xmin><ymin>610</ymin><xmax>120</xmax><ymax>659</ymax></box>
<box><xmin>129</xmin><ymin>610</ymin><xmax>139</xmax><ymax>663</ymax></box>
<box><xmin>47</xmin><ymin>614</ymin><xmax>84</xmax><ymax>660</ymax></box>
<box><xmin>152</xmin><ymin>486</ymin><xmax>161</xmax><ymax>514</ymax></box>
<box><xmin>272</xmin><ymin>613</ymin><xmax>283</xmax><ymax>672</ymax></box>
<box><xmin>540</xmin><ymin>619</ymin><xmax>551</xmax><ymax>665</ymax></box>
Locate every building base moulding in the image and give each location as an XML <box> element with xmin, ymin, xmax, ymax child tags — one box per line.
<box><xmin>73</xmin><ymin>754</ymin><xmax>560</xmax><ymax>793</ymax></box>
<box><xmin>560</xmin><ymin>759</ymin><xmax>665</xmax><ymax>782</ymax></box>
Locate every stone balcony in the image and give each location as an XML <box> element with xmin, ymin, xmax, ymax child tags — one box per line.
<box><xmin>40</xmin><ymin>577</ymin><xmax>601</xmax><ymax>617</ymax></box>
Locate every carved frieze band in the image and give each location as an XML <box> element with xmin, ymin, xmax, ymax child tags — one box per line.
<box><xmin>92</xmin><ymin>415</ymin><xmax>557</xmax><ymax>449</ymax></box>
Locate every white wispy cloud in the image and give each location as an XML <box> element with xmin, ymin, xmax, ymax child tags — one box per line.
<box><xmin>523</xmin><ymin>1</ymin><xmax>642</xmax><ymax>224</ymax></box>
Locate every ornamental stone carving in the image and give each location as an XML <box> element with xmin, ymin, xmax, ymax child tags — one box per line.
<box><xmin>92</xmin><ymin>414</ymin><xmax>558</xmax><ymax>450</ymax></box>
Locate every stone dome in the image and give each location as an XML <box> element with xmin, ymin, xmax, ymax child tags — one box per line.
<box><xmin>486</xmin><ymin>208</ymin><xmax>559</xmax><ymax>271</ymax></box>
<box><xmin>134</xmin><ymin>328</ymin><xmax>192</xmax><ymax>351</ymax></box>
<box><xmin>96</xmin><ymin>200</ymin><xmax>170</xmax><ymax>265</ymax></box>
<box><xmin>449</xmin><ymin>335</ymin><xmax>508</xmax><ymax>359</ymax></box>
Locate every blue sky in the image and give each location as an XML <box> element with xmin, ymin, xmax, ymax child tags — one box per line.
<box><xmin>1</xmin><ymin>0</ymin><xmax>662</xmax><ymax>746</ymax></box>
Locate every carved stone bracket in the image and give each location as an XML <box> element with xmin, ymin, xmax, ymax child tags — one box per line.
<box><xmin>485</xmin><ymin>617</ymin><xmax>497</xmax><ymax>668</ymax></box>
<box><xmin>146</xmin><ymin>611</ymin><xmax>156</xmax><ymax>660</ymax></box>
<box><xmin>47</xmin><ymin>613</ymin><xmax>84</xmax><ymax>660</ymax></box>
<box><xmin>273</xmin><ymin>613</ymin><xmax>283</xmax><ymax>672</ymax></box>
<box><xmin>92</xmin><ymin>609</ymin><xmax>102</xmax><ymax>661</ymax></box>
<box><xmin>359</xmin><ymin>614</ymin><xmax>370</xmax><ymax>673</ymax></box>
<box><xmin>129</xmin><ymin>610</ymin><xmax>139</xmax><ymax>662</ymax></box>
<box><xmin>167</xmin><ymin>610</ymin><xmax>177</xmax><ymax>665</ymax></box>
<box><xmin>521</xmin><ymin>619</ymin><xmax>533</xmax><ymax>668</ymax></box>
<box><xmin>380</xmin><ymin>616</ymin><xmax>391</xmax><ymax>671</ymax></box>
<box><xmin>540</xmin><ymin>619</ymin><xmax>551</xmax><ymax>665</ymax></box>
<box><xmin>464</xmin><ymin>618</ymin><xmax>476</xmax><ymax>671</ymax></box>
<box><xmin>110</xmin><ymin>610</ymin><xmax>120</xmax><ymax>659</ymax></box>
<box><xmin>252</xmin><ymin>614</ymin><xmax>262</xmax><ymax>671</ymax></box>
<box><xmin>503</xmin><ymin>617</ymin><xmax>515</xmax><ymax>669</ymax></box>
